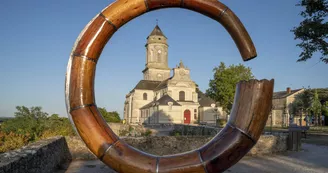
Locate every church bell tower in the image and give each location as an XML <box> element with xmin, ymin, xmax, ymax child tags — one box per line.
<box><xmin>143</xmin><ymin>25</ymin><xmax>171</xmax><ymax>81</ymax></box>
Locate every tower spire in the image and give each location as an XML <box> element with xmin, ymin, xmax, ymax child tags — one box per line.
<box><xmin>179</xmin><ymin>59</ymin><xmax>185</xmax><ymax>68</ymax></box>
<box><xmin>147</xmin><ymin>24</ymin><xmax>167</xmax><ymax>38</ymax></box>
<box><xmin>143</xmin><ymin>24</ymin><xmax>170</xmax><ymax>81</ymax></box>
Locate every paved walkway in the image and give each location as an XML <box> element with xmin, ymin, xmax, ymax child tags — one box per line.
<box><xmin>59</xmin><ymin>143</ymin><xmax>328</xmax><ymax>173</ymax></box>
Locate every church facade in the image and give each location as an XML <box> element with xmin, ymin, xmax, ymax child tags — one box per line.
<box><xmin>123</xmin><ymin>25</ymin><xmax>224</xmax><ymax>125</ymax></box>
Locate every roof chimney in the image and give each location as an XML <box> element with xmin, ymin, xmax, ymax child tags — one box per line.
<box><xmin>287</xmin><ymin>87</ymin><xmax>291</xmax><ymax>94</ymax></box>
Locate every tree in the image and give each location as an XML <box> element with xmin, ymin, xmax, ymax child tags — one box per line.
<box><xmin>291</xmin><ymin>0</ymin><xmax>328</xmax><ymax>63</ymax></box>
<box><xmin>292</xmin><ymin>88</ymin><xmax>313</xmax><ymax>113</ymax></box>
<box><xmin>206</xmin><ymin>62</ymin><xmax>254</xmax><ymax>114</ymax></box>
<box><xmin>41</xmin><ymin>114</ymin><xmax>75</xmax><ymax>137</ymax></box>
<box><xmin>0</xmin><ymin>106</ymin><xmax>77</xmax><ymax>152</ymax></box>
<box><xmin>1</xmin><ymin>106</ymin><xmax>48</xmax><ymax>141</ymax></box>
<box><xmin>322</xmin><ymin>101</ymin><xmax>328</xmax><ymax>116</ymax></box>
<box><xmin>316</xmin><ymin>88</ymin><xmax>328</xmax><ymax>102</ymax></box>
<box><xmin>324</xmin><ymin>102</ymin><xmax>328</xmax><ymax>125</ymax></box>
<box><xmin>98</xmin><ymin>107</ymin><xmax>121</xmax><ymax>123</ymax></box>
<box><xmin>290</xmin><ymin>88</ymin><xmax>328</xmax><ymax>126</ymax></box>
<box><xmin>311</xmin><ymin>90</ymin><xmax>322</xmax><ymax>125</ymax></box>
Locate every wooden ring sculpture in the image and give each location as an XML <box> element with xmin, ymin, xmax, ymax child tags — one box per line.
<box><xmin>65</xmin><ymin>0</ymin><xmax>274</xmax><ymax>172</ymax></box>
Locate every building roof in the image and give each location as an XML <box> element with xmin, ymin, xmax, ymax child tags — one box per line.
<box><xmin>273</xmin><ymin>89</ymin><xmax>303</xmax><ymax>99</ymax></box>
<box><xmin>148</xmin><ymin>25</ymin><xmax>166</xmax><ymax>38</ymax></box>
<box><xmin>140</xmin><ymin>95</ymin><xmax>180</xmax><ymax>109</ymax></box>
<box><xmin>196</xmin><ymin>89</ymin><xmax>218</xmax><ymax>107</ymax></box>
<box><xmin>133</xmin><ymin>80</ymin><xmax>161</xmax><ymax>91</ymax></box>
<box><xmin>154</xmin><ymin>77</ymin><xmax>172</xmax><ymax>91</ymax></box>
<box><xmin>157</xmin><ymin>95</ymin><xmax>181</xmax><ymax>106</ymax></box>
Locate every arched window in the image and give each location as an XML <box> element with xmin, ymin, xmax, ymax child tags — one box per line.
<box><xmin>143</xmin><ymin>93</ymin><xmax>147</xmax><ymax>100</ymax></box>
<box><xmin>179</xmin><ymin>91</ymin><xmax>185</xmax><ymax>101</ymax></box>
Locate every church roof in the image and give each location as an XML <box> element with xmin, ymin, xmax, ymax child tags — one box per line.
<box><xmin>148</xmin><ymin>25</ymin><xmax>166</xmax><ymax>38</ymax></box>
<box><xmin>196</xmin><ymin>89</ymin><xmax>218</xmax><ymax>107</ymax></box>
<box><xmin>273</xmin><ymin>89</ymin><xmax>303</xmax><ymax>99</ymax></box>
<box><xmin>154</xmin><ymin>77</ymin><xmax>172</xmax><ymax>91</ymax></box>
<box><xmin>157</xmin><ymin>95</ymin><xmax>181</xmax><ymax>106</ymax></box>
<box><xmin>133</xmin><ymin>80</ymin><xmax>161</xmax><ymax>91</ymax></box>
<box><xmin>140</xmin><ymin>95</ymin><xmax>180</xmax><ymax>109</ymax></box>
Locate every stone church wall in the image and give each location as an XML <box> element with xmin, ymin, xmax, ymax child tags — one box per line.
<box><xmin>169</xmin><ymin>86</ymin><xmax>195</xmax><ymax>101</ymax></box>
<box><xmin>158</xmin><ymin>105</ymin><xmax>182</xmax><ymax>124</ymax></box>
<box><xmin>199</xmin><ymin>107</ymin><xmax>225</xmax><ymax>125</ymax></box>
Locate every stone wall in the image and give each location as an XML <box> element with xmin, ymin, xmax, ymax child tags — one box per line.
<box><xmin>65</xmin><ymin>134</ymin><xmax>287</xmax><ymax>160</ymax></box>
<box><xmin>108</xmin><ymin>123</ymin><xmax>151</xmax><ymax>137</ymax></box>
<box><xmin>171</xmin><ymin>124</ymin><xmax>220</xmax><ymax>136</ymax></box>
<box><xmin>124</xmin><ymin>135</ymin><xmax>287</xmax><ymax>156</ymax></box>
<box><xmin>65</xmin><ymin>136</ymin><xmax>97</xmax><ymax>160</ymax></box>
<box><xmin>0</xmin><ymin>136</ymin><xmax>71</xmax><ymax>173</ymax></box>
<box><xmin>65</xmin><ymin>124</ymin><xmax>287</xmax><ymax>160</ymax></box>
<box><xmin>248</xmin><ymin>135</ymin><xmax>287</xmax><ymax>155</ymax></box>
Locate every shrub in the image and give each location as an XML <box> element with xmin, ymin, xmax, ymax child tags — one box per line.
<box><xmin>98</xmin><ymin>108</ymin><xmax>121</xmax><ymax>123</ymax></box>
<box><xmin>142</xmin><ymin>129</ymin><xmax>152</xmax><ymax>137</ymax></box>
<box><xmin>169</xmin><ymin>130</ymin><xmax>181</xmax><ymax>136</ymax></box>
<box><xmin>119</xmin><ymin>129</ymin><xmax>129</xmax><ymax>136</ymax></box>
<box><xmin>0</xmin><ymin>132</ymin><xmax>31</xmax><ymax>153</ymax></box>
<box><xmin>217</xmin><ymin>119</ymin><xmax>227</xmax><ymax>127</ymax></box>
<box><xmin>0</xmin><ymin>106</ymin><xmax>76</xmax><ymax>153</ymax></box>
<box><xmin>129</xmin><ymin>126</ymin><xmax>134</xmax><ymax>132</ymax></box>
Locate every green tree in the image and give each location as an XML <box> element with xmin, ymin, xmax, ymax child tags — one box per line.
<box><xmin>98</xmin><ymin>107</ymin><xmax>121</xmax><ymax>123</ymax></box>
<box><xmin>292</xmin><ymin>88</ymin><xmax>313</xmax><ymax>113</ymax></box>
<box><xmin>0</xmin><ymin>106</ymin><xmax>76</xmax><ymax>152</ymax></box>
<box><xmin>316</xmin><ymin>88</ymin><xmax>328</xmax><ymax>102</ymax></box>
<box><xmin>291</xmin><ymin>0</ymin><xmax>328</xmax><ymax>63</ymax></box>
<box><xmin>206</xmin><ymin>62</ymin><xmax>254</xmax><ymax>114</ymax></box>
<box><xmin>290</xmin><ymin>88</ymin><xmax>328</xmax><ymax>125</ymax></box>
<box><xmin>41</xmin><ymin>114</ymin><xmax>75</xmax><ymax>137</ymax></box>
<box><xmin>311</xmin><ymin>90</ymin><xmax>322</xmax><ymax>125</ymax></box>
<box><xmin>322</xmin><ymin>102</ymin><xmax>328</xmax><ymax>116</ymax></box>
<box><xmin>1</xmin><ymin>106</ymin><xmax>48</xmax><ymax>141</ymax></box>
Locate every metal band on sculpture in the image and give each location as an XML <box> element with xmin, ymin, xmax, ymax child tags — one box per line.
<box><xmin>65</xmin><ymin>0</ymin><xmax>274</xmax><ymax>172</ymax></box>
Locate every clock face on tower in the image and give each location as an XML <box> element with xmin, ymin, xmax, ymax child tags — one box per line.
<box><xmin>157</xmin><ymin>73</ymin><xmax>163</xmax><ymax>80</ymax></box>
<box><xmin>179</xmin><ymin>70</ymin><xmax>185</xmax><ymax>76</ymax></box>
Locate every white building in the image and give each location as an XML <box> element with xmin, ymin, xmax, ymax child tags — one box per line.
<box><xmin>123</xmin><ymin>25</ymin><xmax>224</xmax><ymax>125</ymax></box>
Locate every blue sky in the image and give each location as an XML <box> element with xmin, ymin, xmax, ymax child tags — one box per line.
<box><xmin>0</xmin><ymin>0</ymin><xmax>327</xmax><ymax>118</ymax></box>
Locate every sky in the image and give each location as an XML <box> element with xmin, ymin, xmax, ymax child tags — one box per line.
<box><xmin>0</xmin><ymin>0</ymin><xmax>327</xmax><ymax>118</ymax></box>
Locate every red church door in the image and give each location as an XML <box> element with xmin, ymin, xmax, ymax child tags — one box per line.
<box><xmin>184</xmin><ymin>110</ymin><xmax>191</xmax><ymax>124</ymax></box>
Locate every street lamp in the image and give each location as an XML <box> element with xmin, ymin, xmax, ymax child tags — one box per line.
<box><xmin>211</xmin><ymin>104</ymin><xmax>218</xmax><ymax>126</ymax></box>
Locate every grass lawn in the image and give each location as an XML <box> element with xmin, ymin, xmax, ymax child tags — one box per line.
<box><xmin>308</xmin><ymin>126</ymin><xmax>328</xmax><ymax>133</ymax></box>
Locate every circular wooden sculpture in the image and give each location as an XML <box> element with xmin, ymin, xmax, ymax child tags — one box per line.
<box><xmin>65</xmin><ymin>0</ymin><xmax>274</xmax><ymax>172</ymax></box>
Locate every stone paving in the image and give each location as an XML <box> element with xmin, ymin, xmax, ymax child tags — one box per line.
<box><xmin>58</xmin><ymin>143</ymin><xmax>328</xmax><ymax>173</ymax></box>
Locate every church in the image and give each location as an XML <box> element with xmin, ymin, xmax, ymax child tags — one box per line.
<box><xmin>123</xmin><ymin>25</ymin><xmax>224</xmax><ymax>125</ymax></box>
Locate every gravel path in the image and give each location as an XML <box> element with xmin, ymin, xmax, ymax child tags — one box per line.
<box><xmin>59</xmin><ymin>143</ymin><xmax>328</xmax><ymax>173</ymax></box>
